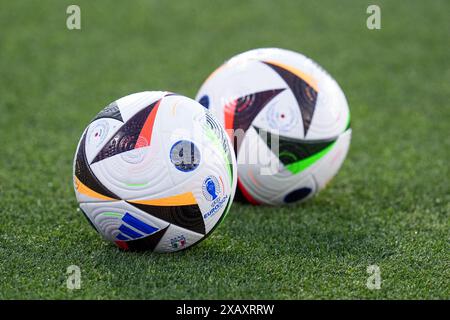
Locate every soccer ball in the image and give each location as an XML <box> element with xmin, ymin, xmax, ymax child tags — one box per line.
<box><xmin>73</xmin><ymin>91</ymin><xmax>237</xmax><ymax>252</ymax></box>
<box><xmin>196</xmin><ymin>48</ymin><xmax>351</xmax><ymax>205</ymax></box>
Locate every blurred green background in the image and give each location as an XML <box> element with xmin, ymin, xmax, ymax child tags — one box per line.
<box><xmin>0</xmin><ymin>0</ymin><xmax>448</xmax><ymax>299</ymax></box>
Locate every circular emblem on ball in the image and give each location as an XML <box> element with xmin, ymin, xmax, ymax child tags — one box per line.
<box><xmin>266</xmin><ymin>101</ymin><xmax>296</xmax><ymax>133</ymax></box>
<box><xmin>88</xmin><ymin>120</ymin><xmax>110</xmax><ymax>147</ymax></box>
<box><xmin>170</xmin><ymin>140</ymin><xmax>201</xmax><ymax>172</ymax></box>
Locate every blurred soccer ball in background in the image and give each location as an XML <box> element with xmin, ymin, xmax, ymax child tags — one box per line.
<box><xmin>196</xmin><ymin>48</ymin><xmax>351</xmax><ymax>205</ymax></box>
<box><xmin>73</xmin><ymin>91</ymin><xmax>237</xmax><ymax>252</ymax></box>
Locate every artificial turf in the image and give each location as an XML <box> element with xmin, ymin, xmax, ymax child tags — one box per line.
<box><xmin>0</xmin><ymin>0</ymin><xmax>448</xmax><ymax>299</ymax></box>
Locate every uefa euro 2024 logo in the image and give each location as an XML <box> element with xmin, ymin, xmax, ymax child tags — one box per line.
<box><xmin>202</xmin><ymin>176</ymin><xmax>228</xmax><ymax>219</ymax></box>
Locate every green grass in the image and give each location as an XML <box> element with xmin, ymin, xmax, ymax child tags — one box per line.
<box><xmin>0</xmin><ymin>0</ymin><xmax>449</xmax><ymax>299</ymax></box>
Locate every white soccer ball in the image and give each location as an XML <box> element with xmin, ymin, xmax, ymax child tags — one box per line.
<box><xmin>196</xmin><ymin>48</ymin><xmax>351</xmax><ymax>205</ymax></box>
<box><xmin>73</xmin><ymin>91</ymin><xmax>237</xmax><ymax>252</ymax></box>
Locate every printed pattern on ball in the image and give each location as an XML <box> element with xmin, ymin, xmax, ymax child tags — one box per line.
<box><xmin>91</xmin><ymin>100</ymin><xmax>160</xmax><ymax>164</ymax></box>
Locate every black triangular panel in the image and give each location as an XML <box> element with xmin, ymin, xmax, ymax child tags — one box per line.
<box><xmin>253</xmin><ymin>126</ymin><xmax>335</xmax><ymax>166</ymax></box>
<box><xmin>91</xmin><ymin>101</ymin><xmax>158</xmax><ymax>164</ymax></box>
<box><xmin>262</xmin><ymin>62</ymin><xmax>318</xmax><ymax>136</ymax></box>
<box><xmin>74</xmin><ymin>132</ymin><xmax>119</xmax><ymax>199</ymax></box>
<box><xmin>91</xmin><ymin>101</ymin><xmax>123</xmax><ymax>123</ymax></box>
<box><xmin>163</xmin><ymin>92</ymin><xmax>180</xmax><ymax>97</ymax></box>
<box><xmin>232</xmin><ymin>89</ymin><xmax>285</xmax><ymax>132</ymax></box>
<box><xmin>126</xmin><ymin>226</ymin><xmax>169</xmax><ymax>251</ymax></box>
<box><xmin>129</xmin><ymin>202</ymin><xmax>206</xmax><ymax>235</ymax></box>
<box><xmin>230</xmin><ymin>89</ymin><xmax>285</xmax><ymax>153</ymax></box>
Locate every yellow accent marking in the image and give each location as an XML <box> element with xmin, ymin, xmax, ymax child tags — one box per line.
<box><xmin>171</xmin><ymin>100</ymin><xmax>180</xmax><ymax>116</ymax></box>
<box><xmin>264</xmin><ymin>60</ymin><xmax>319</xmax><ymax>92</ymax></box>
<box><xmin>129</xmin><ymin>192</ymin><xmax>197</xmax><ymax>206</ymax></box>
<box><xmin>205</xmin><ymin>64</ymin><xmax>226</xmax><ymax>82</ymax></box>
<box><xmin>74</xmin><ymin>177</ymin><xmax>116</xmax><ymax>201</ymax></box>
